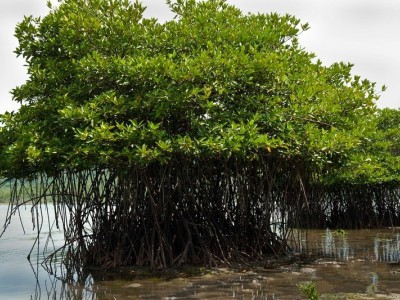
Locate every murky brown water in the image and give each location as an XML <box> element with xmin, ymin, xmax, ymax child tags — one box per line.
<box><xmin>1</xmin><ymin>204</ymin><xmax>400</xmax><ymax>299</ymax></box>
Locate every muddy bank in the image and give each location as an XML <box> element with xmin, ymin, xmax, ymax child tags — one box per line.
<box><xmin>82</xmin><ymin>228</ymin><xmax>400</xmax><ymax>299</ymax></box>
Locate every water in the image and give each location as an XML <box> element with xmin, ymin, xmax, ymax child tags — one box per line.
<box><xmin>2</xmin><ymin>204</ymin><xmax>400</xmax><ymax>299</ymax></box>
<box><xmin>0</xmin><ymin>204</ymin><xmax>65</xmax><ymax>299</ymax></box>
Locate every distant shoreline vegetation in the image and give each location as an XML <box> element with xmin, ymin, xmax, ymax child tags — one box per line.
<box><xmin>0</xmin><ymin>181</ymin><xmax>11</xmax><ymax>203</ymax></box>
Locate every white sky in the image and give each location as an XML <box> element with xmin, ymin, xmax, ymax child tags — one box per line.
<box><xmin>1</xmin><ymin>0</ymin><xmax>400</xmax><ymax>114</ymax></box>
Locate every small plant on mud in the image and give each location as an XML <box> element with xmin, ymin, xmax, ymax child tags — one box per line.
<box><xmin>297</xmin><ymin>281</ymin><xmax>319</xmax><ymax>300</ymax></box>
<box><xmin>336</xmin><ymin>229</ymin><xmax>346</xmax><ymax>236</ymax></box>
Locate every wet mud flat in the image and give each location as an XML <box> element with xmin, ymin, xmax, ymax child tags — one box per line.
<box><xmin>85</xmin><ymin>261</ymin><xmax>400</xmax><ymax>299</ymax></box>
<box><xmin>83</xmin><ymin>229</ymin><xmax>400</xmax><ymax>299</ymax></box>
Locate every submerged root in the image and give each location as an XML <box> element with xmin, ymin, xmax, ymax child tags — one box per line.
<box><xmin>4</xmin><ymin>157</ymin><xmax>399</xmax><ymax>279</ymax></box>
<box><xmin>1</xmin><ymin>158</ymin><xmax>301</xmax><ymax>274</ymax></box>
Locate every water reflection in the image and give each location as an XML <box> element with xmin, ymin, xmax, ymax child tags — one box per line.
<box><xmin>375</xmin><ymin>233</ymin><xmax>400</xmax><ymax>262</ymax></box>
<box><xmin>320</xmin><ymin>228</ymin><xmax>352</xmax><ymax>261</ymax></box>
<box><xmin>297</xmin><ymin>228</ymin><xmax>400</xmax><ymax>264</ymax></box>
<box><xmin>2</xmin><ymin>205</ymin><xmax>400</xmax><ymax>299</ymax></box>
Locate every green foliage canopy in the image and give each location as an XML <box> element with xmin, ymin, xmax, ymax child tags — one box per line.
<box><xmin>0</xmin><ymin>0</ymin><xmax>379</xmax><ymax>178</ymax></box>
<box><xmin>325</xmin><ymin>108</ymin><xmax>400</xmax><ymax>185</ymax></box>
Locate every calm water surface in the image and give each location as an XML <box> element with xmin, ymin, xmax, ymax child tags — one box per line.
<box><xmin>1</xmin><ymin>204</ymin><xmax>400</xmax><ymax>299</ymax></box>
<box><xmin>0</xmin><ymin>204</ymin><xmax>65</xmax><ymax>299</ymax></box>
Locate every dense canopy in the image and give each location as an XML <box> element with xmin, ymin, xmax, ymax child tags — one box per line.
<box><xmin>325</xmin><ymin>108</ymin><xmax>400</xmax><ymax>185</ymax></box>
<box><xmin>0</xmin><ymin>0</ymin><xmax>378</xmax><ymax>179</ymax></box>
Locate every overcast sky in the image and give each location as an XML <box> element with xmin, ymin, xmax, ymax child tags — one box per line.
<box><xmin>1</xmin><ymin>0</ymin><xmax>399</xmax><ymax>114</ymax></box>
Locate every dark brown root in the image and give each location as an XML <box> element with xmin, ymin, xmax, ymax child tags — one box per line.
<box><xmin>1</xmin><ymin>157</ymin><xmax>305</xmax><ymax>275</ymax></box>
<box><xmin>4</xmin><ymin>156</ymin><xmax>399</xmax><ymax>281</ymax></box>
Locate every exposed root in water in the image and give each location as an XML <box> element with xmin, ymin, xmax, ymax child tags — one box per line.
<box><xmin>298</xmin><ymin>184</ymin><xmax>400</xmax><ymax>229</ymax></box>
<box><xmin>1</xmin><ymin>157</ymin><xmax>306</xmax><ymax>279</ymax></box>
<box><xmin>2</xmin><ymin>158</ymin><xmax>400</xmax><ymax>284</ymax></box>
